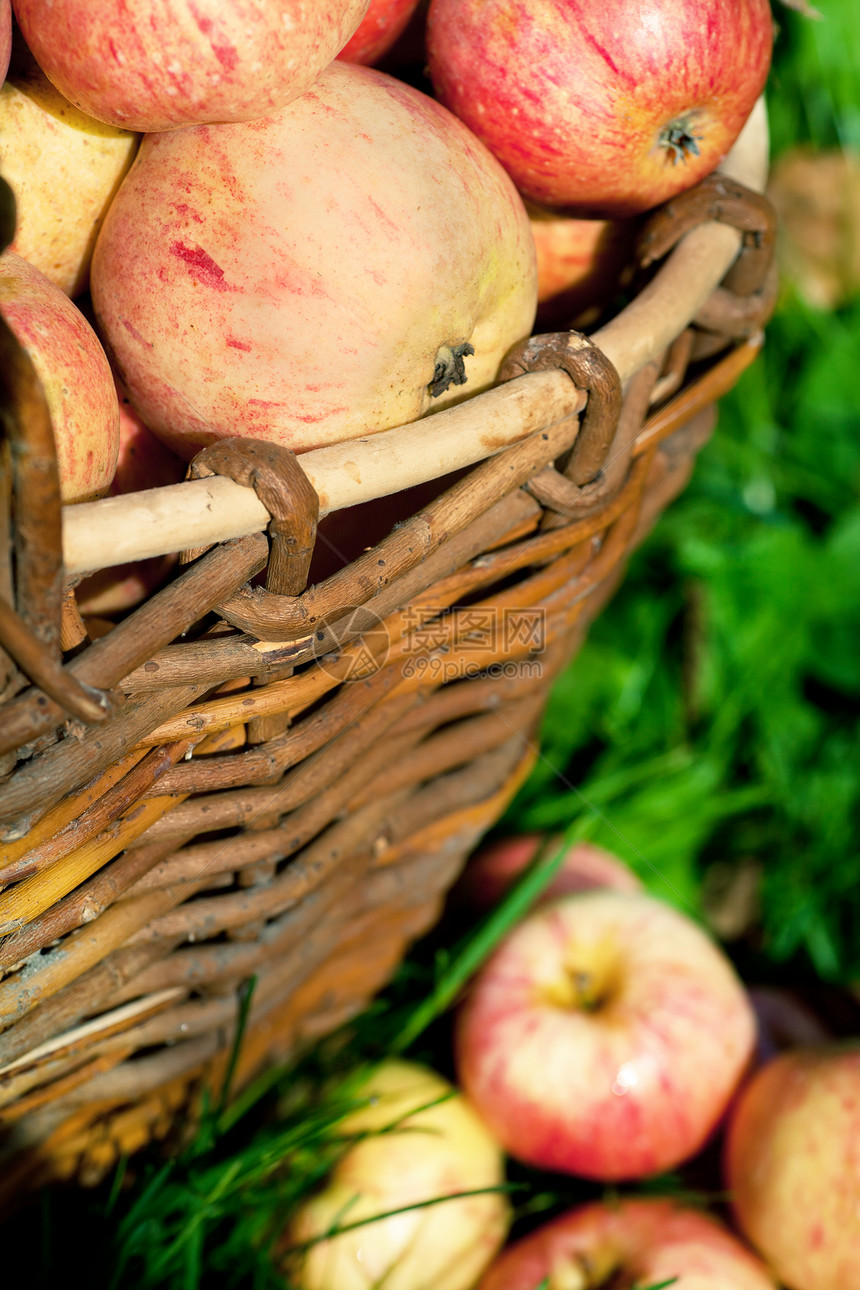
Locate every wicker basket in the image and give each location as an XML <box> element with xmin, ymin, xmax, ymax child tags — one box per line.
<box><xmin>0</xmin><ymin>101</ymin><xmax>776</xmax><ymax>1197</ymax></box>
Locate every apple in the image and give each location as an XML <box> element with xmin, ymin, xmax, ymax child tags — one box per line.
<box><xmin>455</xmin><ymin>889</ymin><xmax>755</xmax><ymax>1180</ymax></box>
<box><xmin>0</xmin><ymin>251</ymin><xmax>119</xmax><ymax>502</ymax></box>
<box><xmin>10</xmin><ymin>0</ymin><xmax>370</xmax><ymax>132</ymax></box>
<box><xmin>426</xmin><ymin>0</ymin><xmax>774</xmax><ymax>216</ymax></box>
<box><xmin>724</xmin><ymin>1044</ymin><xmax>860</xmax><ymax>1290</ymax></box>
<box><xmin>0</xmin><ymin>51</ymin><xmax>139</xmax><ymax>298</ymax></box>
<box><xmin>75</xmin><ymin>376</ymin><xmax>185</xmax><ymax>615</ymax></box>
<box><xmin>527</xmin><ymin>205</ymin><xmax>636</xmax><ymax>329</ymax></box>
<box><xmin>285</xmin><ymin>1060</ymin><xmax>510</xmax><ymax>1290</ymax></box>
<box><xmin>338</xmin><ymin>0</ymin><xmax>423</xmax><ymax>66</ymax></box>
<box><xmin>452</xmin><ymin>832</ymin><xmax>642</xmax><ymax>912</ymax></box>
<box><xmin>1</xmin><ymin>0</ymin><xmax>10</xmax><ymax>82</ymax></box>
<box><xmin>478</xmin><ymin>1197</ymin><xmax>778</xmax><ymax>1290</ymax></box>
<box><xmin>91</xmin><ymin>60</ymin><xmax>537</xmax><ymax>460</ymax></box>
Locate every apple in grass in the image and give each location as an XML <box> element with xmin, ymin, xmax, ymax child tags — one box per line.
<box><xmin>10</xmin><ymin>0</ymin><xmax>370</xmax><ymax>132</ymax></box>
<box><xmin>724</xmin><ymin>1044</ymin><xmax>860</xmax><ymax>1290</ymax></box>
<box><xmin>426</xmin><ymin>0</ymin><xmax>774</xmax><ymax>217</ymax></box>
<box><xmin>285</xmin><ymin>1060</ymin><xmax>509</xmax><ymax>1290</ymax></box>
<box><xmin>0</xmin><ymin>251</ymin><xmax>118</xmax><ymax>502</ymax></box>
<box><xmin>91</xmin><ymin>61</ymin><xmax>537</xmax><ymax>461</ymax></box>
<box><xmin>0</xmin><ymin>51</ymin><xmax>139</xmax><ymax>298</ymax></box>
<box><xmin>338</xmin><ymin>0</ymin><xmax>424</xmax><ymax>66</ymax></box>
<box><xmin>478</xmin><ymin>1197</ymin><xmax>778</xmax><ymax>1290</ymax></box>
<box><xmin>455</xmin><ymin>889</ymin><xmax>755</xmax><ymax>1180</ymax></box>
<box><xmin>451</xmin><ymin>832</ymin><xmax>642</xmax><ymax>912</ymax></box>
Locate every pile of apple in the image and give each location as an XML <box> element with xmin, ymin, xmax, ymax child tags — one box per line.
<box><xmin>287</xmin><ymin>836</ymin><xmax>860</xmax><ymax>1290</ymax></box>
<box><xmin>1</xmin><ymin>0</ymin><xmax>774</xmax><ymax>616</ymax></box>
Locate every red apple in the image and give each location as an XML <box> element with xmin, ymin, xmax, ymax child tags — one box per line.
<box><xmin>1</xmin><ymin>0</ymin><xmax>11</xmax><ymax>82</ymax></box>
<box><xmin>724</xmin><ymin>1044</ymin><xmax>860</xmax><ymax>1290</ymax></box>
<box><xmin>91</xmin><ymin>61</ymin><xmax>537</xmax><ymax>460</ymax></box>
<box><xmin>0</xmin><ymin>250</ymin><xmax>118</xmax><ymax>502</ymax></box>
<box><xmin>0</xmin><ymin>52</ymin><xmax>139</xmax><ymax>297</ymax></box>
<box><xmin>10</xmin><ymin>0</ymin><xmax>369</xmax><ymax>132</ymax></box>
<box><xmin>527</xmin><ymin>205</ymin><xmax>636</xmax><ymax>329</ymax></box>
<box><xmin>455</xmin><ymin>889</ymin><xmax>755</xmax><ymax>1180</ymax></box>
<box><xmin>338</xmin><ymin>0</ymin><xmax>423</xmax><ymax>66</ymax></box>
<box><xmin>75</xmin><ymin>377</ymin><xmax>185</xmax><ymax>615</ymax></box>
<box><xmin>479</xmin><ymin>1197</ymin><xmax>778</xmax><ymax>1290</ymax></box>
<box><xmin>426</xmin><ymin>0</ymin><xmax>774</xmax><ymax>216</ymax></box>
<box><xmin>452</xmin><ymin>832</ymin><xmax>642</xmax><ymax>911</ymax></box>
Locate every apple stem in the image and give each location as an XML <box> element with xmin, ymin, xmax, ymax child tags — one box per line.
<box><xmin>429</xmin><ymin>341</ymin><xmax>475</xmax><ymax>397</ymax></box>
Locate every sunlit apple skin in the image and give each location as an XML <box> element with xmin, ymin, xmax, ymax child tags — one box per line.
<box><xmin>724</xmin><ymin>1044</ymin><xmax>860</xmax><ymax>1290</ymax></box>
<box><xmin>427</xmin><ymin>0</ymin><xmax>774</xmax><ymax>216</ymax></box>
<box><xmin>286</xmin><ymin>1060</ymin><xmax>509</xmax><ymax>1290</ymax></box>
<box><xmin>455</xmin><ymin>890</ymin><xmax>755</xmax><ymax>1179</ymax></box>
<box><xmin>478</xmin><ymin>1198</ymin><xmax>778</xmax><ymax>1290</ymax></box>
<box><xmin>10</xmin><ymin>0</ymin><xmax>369</xmax><ymax>132</ymax></box>
<box><xmin>0</xmin><ymin>251</ymin><xmax>118</xmax><ymax>502</ymax></box>
<box><xmin>0</xmin><ymin>54</ymin><xmax>139</xmax><ymax>297</ymax></box>
<box><xmin>452</xmin><ymin>832</ymin><xmax>642</xmax><ymax>911</ymax></box>
<box><xmin>91</xmin><ymin>61</ymin><xmax>536</xmax><ymax>460</ymax></box>
<box><xmin>338</xmin><ymin>0</ymin><xmax>422</xmax><ymax>65</ymax></box>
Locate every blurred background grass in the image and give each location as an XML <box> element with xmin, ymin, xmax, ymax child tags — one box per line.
<box><xmin>4</xmin><ymin>2</ymin><xmax>859</xmax><ymax>1285</ymax></box>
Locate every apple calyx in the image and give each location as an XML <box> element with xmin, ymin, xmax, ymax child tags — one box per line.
<box><xmin>541</xmin><ymin>963</ymin><xmax>609</xmax><ymax>1013</ymax></box>
<box><xmin>548</xmin><ymin>1243</ymin><xmax>626</xmax><ymax>1290</ymax></box>
<box><xmin>658</xmin><ymin>113</ymin><xmax>704</xmax><ymax>165</ymax></box>
<box><xmin>429</xmin><ymin>340</ymin><xmax>475</xmax><ymax>397</ymax></box>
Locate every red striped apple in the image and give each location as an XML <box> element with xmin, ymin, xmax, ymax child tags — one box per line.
<box><xmin>478</xmin><ymin>1198</ymin><xmax>778</xmax><ymax>1290</ymax></box>
<box><xmin>724</xmin><ymin>1044</ymin><xmax>860</xmax><ymax>1290</ymax></box>
<box><xmin>527</xmin><ymin>205</ymin><xmax>635</xmax><ymax>329</ymax></box>
<box><xmin>11</xmin><ymin>0</ymin><xmax>369</xmax><ymax>131</ymax></box>
<box><xmin>452</xmin><ymin>832</ymin><xmax>642</xmax><ymax>911</ymax></box>
<box><xmin>1</xmin><ymin>0</ymin><xmax>10</xmax><ymax>82</ymax></box>
<box><xmin>91</xmin><ymin>61</ymin><xmax>537</xmax><ymax>460</ymax></box>
<box><xmin>0</xmin><ymin>251</ymin><xmax>118</xmax><ymax>501</ymax></box>
<box><xmin>338</xmin><ymin>0</ymin><xmax>423</xmax><ymax>66</ymax></box>
<box><xmin>427</xmin><ymin>0</ymin><xmax>774</xmax><ymax>216</ymax></box>
<box><xmin>455</xmin><ymin>889</ymin><xmax>755</xmax><ymax>1179</ymax></box>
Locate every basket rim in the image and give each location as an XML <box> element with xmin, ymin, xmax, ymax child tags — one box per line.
<box><xmin>60</xmin><ymin>99</ymin><xmax>769</xmax><ymax>578</ymax></box>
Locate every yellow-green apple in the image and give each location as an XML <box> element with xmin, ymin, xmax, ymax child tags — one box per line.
<box><xmin>724</xmin><ymin>1044</ymin><xmax>860</xmax><ymax>1290</ymax></box>
<box><xmin>10</xmin><ymin>0</ymin><xmax>369</xmax><ymax>132</ymax></box>
<box><xmin>0</xmin><ymin>251</ymin><xmax>118</xmax><ymax>501</ymax></box>
<box><xmin>426</xmin><ymin>0</ymin><xmax>774</xmax><ymax>216</ymax></box>
<box><xmin>527</xmin><ymin>205</ymin><xmax>636</xmax><ymax>329</ymax></box>
<box><xmin>338</xmin><ymin>0</ymin><xmax>423</xmax><ymax>65</ymax></box>
<box><xmin>478</xmin><ymin>1197</ymin><xmax>778</xmax><ymax>1290</ymax></box>
<box><xmin>91</xmin><ymin>61</ymin><xmax>537</xmax><ymax>460</ymax></box>
<box><xmin>285</xmin><ymin>1059</ymin><xmax>509</xmax><ymax>1290</ymax></box>
<box><xmin>455</xmin><ymin>889</ymin><xmax>755</xmax><ymax>1179</ymax></box>
<box><xmin>76</xmin><ymin>377</ymin><xmax>185</xmax><ymax>616</ymax></box>
<box><xmin>0</xmin><ymin>53</ymin><xmax>138</xmax><ymax>297</ymax></box>
<box><xmin>451</xmin><ymin>832</ymin><xmax>642</xmax><ymax>911</ymax></box>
